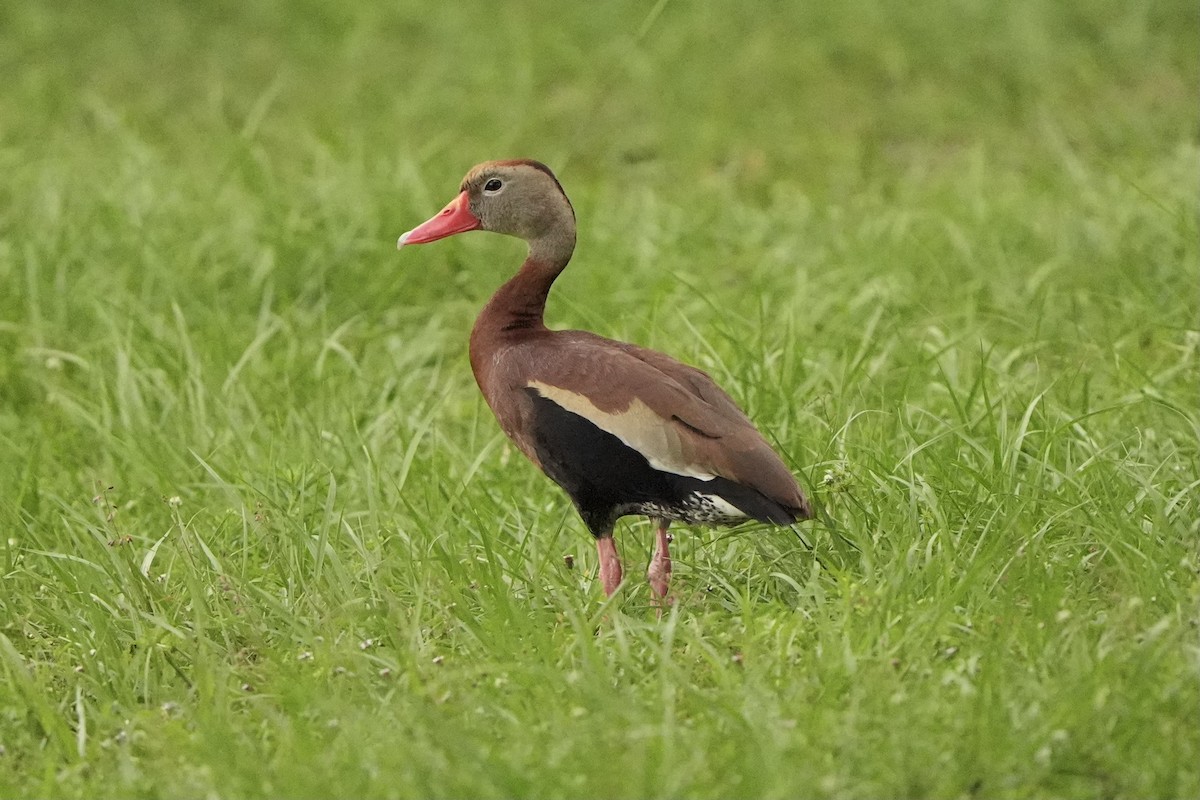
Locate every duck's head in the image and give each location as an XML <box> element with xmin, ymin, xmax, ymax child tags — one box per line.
<box><xmin>398</xmin><ymin>160</ymin><xmax>575</xmax><ymax>250</ymax></box>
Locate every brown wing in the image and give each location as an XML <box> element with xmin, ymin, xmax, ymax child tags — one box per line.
<box><xmin>510</xmin><ymin>331</ymin><xmax>808</xmax><ymax>517</ymax></box>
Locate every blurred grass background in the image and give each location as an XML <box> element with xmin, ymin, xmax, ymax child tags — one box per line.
<box><xmin>0</xmin><ymin>1</ymin><xmax>1197</xmax><ymax>798</ymax></box>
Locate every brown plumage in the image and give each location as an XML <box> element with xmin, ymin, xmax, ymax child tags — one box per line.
<box><xmin>398</xmin><ymin>159</ymin><xmax>811</xmax><ymax>602</ymax></box>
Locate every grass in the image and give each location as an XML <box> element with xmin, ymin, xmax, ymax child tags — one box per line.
<box><xmin>1</xmin><ymin>0</ymin><xmax>1197</xmax><ymax>797</ymax></box>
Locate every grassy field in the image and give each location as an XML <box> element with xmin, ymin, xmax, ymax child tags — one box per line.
<box><xmin>1</xmin><ymin>1</ymin><xmax>1197</xmax><ymax>797</ymax></box>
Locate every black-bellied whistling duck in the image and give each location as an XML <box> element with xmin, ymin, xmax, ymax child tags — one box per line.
<box><xmin>398</xmin><ymin>160</ymin><xmax>811</xmax><ymax>602</ymax></box>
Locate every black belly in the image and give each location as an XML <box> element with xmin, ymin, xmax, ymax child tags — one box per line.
<box><xmin>524</xmin><ymin>390</ymin><xmax>795</xmax><ymax>537</ymax></box>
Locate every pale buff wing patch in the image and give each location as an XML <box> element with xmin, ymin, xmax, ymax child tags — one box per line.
<box><xmin>527</xmin><ymin>380</ymin><xmax>717</xmax><ymax>481</ymax></box>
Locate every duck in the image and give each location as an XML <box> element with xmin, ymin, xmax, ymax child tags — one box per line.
<box><xmin>397</xmin><ymin>159</ymin><xmax>811</xmax><ymax>603</ymax></box>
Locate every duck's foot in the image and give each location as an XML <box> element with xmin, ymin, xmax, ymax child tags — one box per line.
<box><xmin>648</xmin><ymin>518</ymin><xmax>673</xmax><ymax>612</ymax></box>
<box><xmin>596</xmin><ymin>535</ymin><xmax>623</xmax><ymax>597</ymax></box>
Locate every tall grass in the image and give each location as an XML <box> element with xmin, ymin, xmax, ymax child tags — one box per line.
<box><xmin>1</xmin><ymin>0</ymin><xmax>1196</xmax><ymax>797</ymax></box>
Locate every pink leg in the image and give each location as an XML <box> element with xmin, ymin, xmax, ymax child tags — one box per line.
<box><xmin>647</xmin><ymin>518</ymin><xmax>673</xmax><ymax>606</ymax></box>
<box><xmin>596</xmin><ymin>535</ymin><xmax>623</xmax><ymax>597</ymax></box>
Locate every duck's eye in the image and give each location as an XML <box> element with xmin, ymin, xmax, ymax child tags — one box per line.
<box><xmin>483</xmin><ymin>178</ymin><xmax>503</xmax><ymax>193</ymax></box>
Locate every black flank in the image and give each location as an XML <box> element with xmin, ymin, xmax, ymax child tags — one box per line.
<box><xmin>525</xmin><ymin>389</ymin><xmax>797</xmax><ymax>535</ymax></box>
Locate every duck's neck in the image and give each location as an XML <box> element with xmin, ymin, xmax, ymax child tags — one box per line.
<box><xmin>469</xmin><ymin>232</ymin><xmax>575</xmax><ymax>376</ymax></box>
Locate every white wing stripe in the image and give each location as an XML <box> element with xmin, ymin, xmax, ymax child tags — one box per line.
<box><xmin>528</xmin><ymin>381</ymin><xmax>716</xmax><ymax>481</ymax></box>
